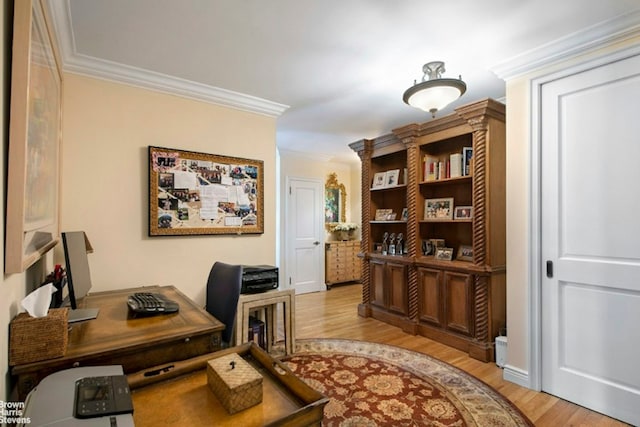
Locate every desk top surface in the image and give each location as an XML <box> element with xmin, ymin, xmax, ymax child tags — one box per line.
<box><xmin>12</xmin><ymin>285</ymin><xmax>224</xmax><ymax>374</ymax></box>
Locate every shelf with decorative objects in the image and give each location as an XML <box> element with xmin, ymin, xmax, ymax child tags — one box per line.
<box><xmin>349</xmin><ymin>98</ymin><xmax>506</xmax><ymax>362</ymax></box>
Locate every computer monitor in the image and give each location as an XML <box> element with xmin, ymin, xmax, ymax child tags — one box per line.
<box><xmin>61</xmin><ymin>231</ymin><xmax>99</xmax><ymax>323</ymax></box>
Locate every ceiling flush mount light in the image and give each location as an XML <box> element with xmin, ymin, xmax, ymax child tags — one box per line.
<box><xmin>403</xmin><ymin>61</ymin><xmax>467</xmax><ymax>118</ymax></box>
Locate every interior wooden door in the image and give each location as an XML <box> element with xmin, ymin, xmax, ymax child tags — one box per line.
<box><xmin>540</xmin><ymin>52</ymin><xmax>640</xmax><ymax>426</ymax></box>
<box><xmin>287</xmin><ymin>177</ymin><xmax>324</xmax><ymax>294</ymax></box>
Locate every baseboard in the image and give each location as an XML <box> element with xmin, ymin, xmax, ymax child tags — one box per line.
<box><xmin>502</xmin><ymin>364</ymin><xmax>533</xmax><ymax>389</ymax></box>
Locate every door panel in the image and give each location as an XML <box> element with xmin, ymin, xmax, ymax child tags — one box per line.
<box><xmin>387</xmin><ymin>262</ymin><xmax>407</xmax><ymax>315</ymax></box>
<box><xmin>444</xmin><ymin>272</ymin><xmax>472</xmax><ymax>335</ymax></box>
<box><xmin>370</xmin><ymin>260</ymin><xmax>385</xmax><ymax>308</ymax></box>
<box><xmin>417</xmin><ymin>267</ymin><xmax>442</xmax><ymax>326</ymax></box>
<box><xmin>541</xmin><ymin>53</ymin><xmax>640</xmax><ymax>426</ymax></box>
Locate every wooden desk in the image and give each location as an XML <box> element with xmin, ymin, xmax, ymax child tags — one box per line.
<box><xmin>235</xmin><ymin>289</ymin><xmax>295</xmax><ymax>356</ymax></box>
<box><xmin>11</xmin><ymin>285</ymin><xmax>224</xmax><ymax>400</ymax></box>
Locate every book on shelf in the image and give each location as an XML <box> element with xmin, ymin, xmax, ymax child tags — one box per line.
<box><xmin>450</xmin><ymin>153</ymin><xmax>462</xmax><ymax>178</ymax></box>
<box><xmin>423</xmin><ymin>150</ymin><xmax>468</xmax><ymax>181</ymax></box>
<box><xmin>424</xmin><ymin>155</ymin><xmax>438</xmax><ymax>181</ymax></box>
<box><xmin>438</xmin><ymin>161</ymin><xmax>446</xmax><ymax>180</ymax></box>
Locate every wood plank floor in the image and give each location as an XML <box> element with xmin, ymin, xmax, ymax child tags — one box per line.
<box><xmin>291</xmin><ymin>283</ymin><xmax>630</xmax><ymax>427</ymax></box>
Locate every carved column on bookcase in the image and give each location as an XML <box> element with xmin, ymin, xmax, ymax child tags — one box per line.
<box><xmin>395</xmin><ymin>125</ymin><xmax>420</xmax><ymax>321</ymax></box>
<box><xmin>457</xmin><ymin>99</ymin><xmax>505</xmax><ymax>349</ymax></box>
<box><xmin>465</xmin><ymin>113</ymin><xmax>490</xmax><ymax>345</ymax></box>
<box><xmin>473</xmin><ymin>275</ymin><xmax>490</xmax><ymax>344</ymax></box>
<box><xmin>357</xmin><ymin>140</ymin><xmax>374</xmax><ymax>312</ymax></box>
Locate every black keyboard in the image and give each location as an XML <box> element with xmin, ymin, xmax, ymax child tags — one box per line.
<box><xmin>127</xmin><ymin>292</ymin><xmax>179</xmax><ymax>315</ymax></box>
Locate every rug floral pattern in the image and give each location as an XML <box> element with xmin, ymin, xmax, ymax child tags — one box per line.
<box><xmin>282</xmin><ymin>339</ymin><xmax>532</xmax><ymax>427</ymax></box>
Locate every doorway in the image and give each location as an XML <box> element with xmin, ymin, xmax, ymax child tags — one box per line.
<box><xmin>285</xmin><ymin>177</ymin><xmax>325</xmax><ymax>294</ymax></box>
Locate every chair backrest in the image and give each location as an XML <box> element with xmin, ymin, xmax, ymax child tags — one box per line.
<box><xmin>205</xmin><ymin>262</ymin><xmax>243</xmax><ymax>345</ymax></box>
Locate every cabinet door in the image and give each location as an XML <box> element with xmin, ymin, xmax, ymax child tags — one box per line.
<box><xmin>370</xmin><ymin>260</ymin><xmax>386</xmax><ymax>309</ymax></box>
<box><xmin>444</xmin><ymin>271</ymin><xmax>473</xmax><ymax>336</ymax></box>
<box><xmin>417</xmin><ymin>267</ymin><xmax>442</xmax><ymax>326</ymax></box>
<box><xmin>387</xmin><ymin>261</ymin><xmax>408</xmax><ymax>315</ymax></box>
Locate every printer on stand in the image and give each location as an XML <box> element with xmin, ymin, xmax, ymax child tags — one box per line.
<box><xmin>241</xmin><ymin>265</ymin><xmax>278</xmax><ymax>294</ymax></box>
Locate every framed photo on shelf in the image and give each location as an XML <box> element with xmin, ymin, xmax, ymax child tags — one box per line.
<box><xmin>421</xmin><ymin>240</ymin><xmax>434</xmax><ymax>256</ymax></box>
<box><xmin>435</xmin><ymin>247</ymin><xmax>454</xmax><ymax>261</ymax></box>
<box><xmin>430</xmin><ymin>238</ymin><xmax>445</xmax><ymax>248</ymax></box>
<box><xmin>401</xmin><ymin>207</ymin><xmax>408</xmax><ymax>221</ymax></box>
<box><xmin>457</xmin><ymin>245</ymin><xmax>473</xmax><ymax>262</ymax></box>
<box><xmin>372</xmin><ymin>172</ymin><xmax>386</xmax><ymax>189</ymax></box>
<box><xmin>424</xmin><ymin>198</ymin><xmax>454</xmax><ymax>220</ymax></box>
<box><xmin>375</xmin><ymin>208</ymin><xmax>393</xmax><ymax>221</ymax></box>
<box><xmin>454</xmin><ymin>206</ymin><xmax>473</xmax><ymax>220</ymax></box>
<box><xmin>384</xmin><ymin>169</ymin><xmax>400</xmax><ymax>187</ymax></box>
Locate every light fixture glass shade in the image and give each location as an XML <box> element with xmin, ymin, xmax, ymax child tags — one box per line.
<box><xmin>403</xmin><ymin>61</ymin><xmax>466</xmax><ymax>118</ymax></box>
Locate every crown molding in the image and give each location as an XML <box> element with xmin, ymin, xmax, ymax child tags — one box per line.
<box><xmin>491</xmin><ymin>9</ymin><xmax>640</xmax><ymax>80</ymax></box>
<box><xmin>45</xmin><ymin>0</ymin><xmax>289</xmax><ymax>117</ymax></box>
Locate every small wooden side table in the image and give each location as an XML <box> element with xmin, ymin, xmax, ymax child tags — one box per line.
<box><xmin>235</xmin><ymin>288</ymin><xmax>295</xmax><ymax>356</ymax></box>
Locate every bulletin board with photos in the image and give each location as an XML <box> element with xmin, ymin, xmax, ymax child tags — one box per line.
<box><xmin>148</xmin><ymin>146</ymin><xmax>264</xmax><ymax>236</ymax></box>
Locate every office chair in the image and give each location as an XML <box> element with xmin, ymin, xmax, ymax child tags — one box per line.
<box><xmin>205</xmin><ymin>262</ymin><xmax>243</xmax><ymax>347</ymax></box>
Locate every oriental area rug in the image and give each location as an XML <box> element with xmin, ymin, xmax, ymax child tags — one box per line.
<box><xmin>281</xmin><ymin>339</ymin><xmax>532</xmax><ymax>427</ymax></box>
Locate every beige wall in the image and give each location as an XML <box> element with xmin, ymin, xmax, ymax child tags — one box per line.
<box><xmin>279</xmin><ymin>153</ymin><xmax>361</xmax><ymax>234</ymax></box>
<box><xmin>60</xmin><ymin>74</ymin><xmax>278</xmax><ymax>305</ymax></box>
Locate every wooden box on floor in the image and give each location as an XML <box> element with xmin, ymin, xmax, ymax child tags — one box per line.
<box><xmin>207</xmin><ymin>353</ymin><xmax>263</xmax><ymax>414</ymax></box>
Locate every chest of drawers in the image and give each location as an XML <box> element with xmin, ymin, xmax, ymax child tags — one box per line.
<box><xmin>325</xmin><ymin>240</ymin><xmax>361</xmax><ymax>289</ymax></box>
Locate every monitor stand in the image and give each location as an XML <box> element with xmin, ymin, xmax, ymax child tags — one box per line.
<box><xmin>68</xmin><ymin>308</ymin><xmax>99</xmax><ymax>323</ymax></box>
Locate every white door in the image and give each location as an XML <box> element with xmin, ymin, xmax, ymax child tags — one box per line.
<box><xmin>286</xmin><ymin>177</ymin><xmax>325</xmax><ymax>294</ymax></box>
<box><xmin>541</xmin><ymin>53</ymin><xmax>640</xmax><ymax>426</ymax></box>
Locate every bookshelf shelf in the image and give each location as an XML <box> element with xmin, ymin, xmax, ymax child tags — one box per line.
<box><xmin>419</xmin><ymin>176</ymin><xmax>472</xmax><ymax>186</ymax></box>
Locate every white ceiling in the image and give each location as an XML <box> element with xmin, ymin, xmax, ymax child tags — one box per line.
<box><xmin>48</xmin><ymin>0</ymin><xmax>640</xmax><ymax>162</ymax></box>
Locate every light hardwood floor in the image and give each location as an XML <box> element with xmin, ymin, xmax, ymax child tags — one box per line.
<box><xmin>292</xmin><ymin>283</ymin><xmax>629</xmax><ymax>427</ymax></box>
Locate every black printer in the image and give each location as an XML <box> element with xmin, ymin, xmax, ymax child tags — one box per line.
<box><xmin>241</xmin><ymin>265</ymin><xmax>278</xmax><ymax>294</ymax></box>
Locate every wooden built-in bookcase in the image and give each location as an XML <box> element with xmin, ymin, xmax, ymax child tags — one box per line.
<box><xmin>349</xmin><ymin>98</ymin><xmax>506</xmax><ymax>362</ymax></box>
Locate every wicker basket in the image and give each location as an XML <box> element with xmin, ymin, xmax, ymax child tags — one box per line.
<box><xmin>207</xmin><ymin>353</ymin><xmax>263</xmax><ymax>414</ymax></box>
<box><xmin>9</xmin><ymin>308</ymin><xmax>69</xmax><ymax>366</ymax></box>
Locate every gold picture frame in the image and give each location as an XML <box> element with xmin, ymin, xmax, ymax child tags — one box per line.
<box><xmin>325</xmin><ymin>172</ymin><xmax>346</xmax><ymax>225</ymax></box>
<box><xmin>149</xmin><ymin>146</ymin><xmax>264</xmax><ymax>236</ymax></box>
<box><xmin>5</xmin><ymin>0</ymin><xmax>62</xmax><ymax>273</ymax></box>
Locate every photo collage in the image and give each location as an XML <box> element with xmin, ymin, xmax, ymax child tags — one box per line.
<box><xmin>152</xmin><ymin>149</ymin><xmax>260</xmax><ymax>232</ymax></box>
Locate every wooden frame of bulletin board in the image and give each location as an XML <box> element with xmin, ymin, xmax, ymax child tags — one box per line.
<box><xmin>148</xmin><ymin>146</ymin><xmax>264</xmax><ymax>236</ymax></box>
<box><xmin>5</xmin><ymin>0</ymin><xmax>62</xmax><ymax>273</ymax></box>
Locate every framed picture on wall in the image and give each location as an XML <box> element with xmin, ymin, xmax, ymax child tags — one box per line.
<box><xmin>148</xmin><ymin>146</ymin><xmax>264</xmax><ymax>236</ymax></box>
<box><xmin>5</xmin><ymin>0</ymin><xmax>63</xmax><ymax>273</ymax></box>
<box><xmin>325</xmin><ymin>172</ymin><xmax>346</xmax><ymax>224</ymax></box>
